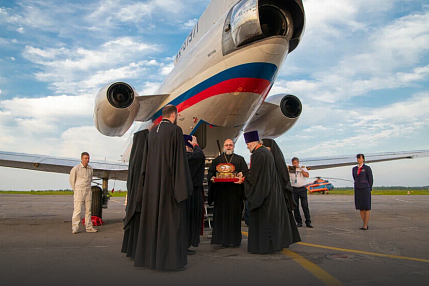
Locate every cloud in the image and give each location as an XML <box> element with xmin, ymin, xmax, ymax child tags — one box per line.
<box><xmin>1</xmin><ymin>94</ymin><xmax>93</xmax><ymax>121</ymax></box>
<box><xmin>0</xmin><ymin>37</ymin><xmax>9</xmax><ymax>45</ymax></box>
<box><xmin>139</xmin><ymin>82</ymin><xmax>161</xmax><ymax>95</ymax></box>
<box><xmin>356</xmin><ymin>92</ymin><xmax>429</xmax><ymax>126</ymax></box>
<box><xmin>181</xmin><ymin>18</ymin><xmax>198</xmax><ymax>29</ymax></box>
<box><xmin>275</xmin><ymin>64</ymin><xmax>429</xmax><ymax>103</ymax></box>
<box><xmin>0</xmin><ymin>1</ymin><xmax>84</xmax><ymax>36</ymax></box>
<box><xmin>25</xmin><ymin>37</ymin><xmax>157</xmax><ymax>71</ymax></box>
<box><xmin>22</xmin><ymin>37</ymin><xmax>159</xmax><ymax>94</ymax></box>
<box><xmin>292</xmin><ymin>92</ymin><xmax>429</xmax><ymax>156</ymax></box>
<box><xmin>87</xmin><ymin>0</ymin><xmax>187</xmax><ymax>30</ymax></box>
<box><xmin>0</xmin><ymin>92</ymin><xmax>129</xmax><ymax>161</ymax></box>
<box><xmin>274</xmin><ymin>8</ymin><xmax>429</xmax><ymax>103</ymax></box>
<box><xmin>302</xmin><ymin>125</ymin><xmax>330</xmax><ymax>132</ymax></box>
<box><xmin>59</xmin><ymin>125</ymin><xmax>129</xmax><ymax>161</ymax></box>
<box><xmin>159</xmin><ymin>62</ymin><xmax>174</xmax><ymax>76</ymax></box>
<box><xmin>0</xmin><ymin>94</ymin><xmax>94</xmax><ymax>138</ymax></box>
<box><xmin>79</xmin><ymin>60</ymin><xmax>160</xmax><ymax>90</ymax></box>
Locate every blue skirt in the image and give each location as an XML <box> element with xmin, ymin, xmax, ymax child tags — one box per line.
<box><xmin>354</xmin><ymin>187</ymin><xmax>371</xmax><ymax>210</ymax></box>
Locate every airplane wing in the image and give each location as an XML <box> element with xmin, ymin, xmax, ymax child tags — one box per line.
<box><xmin>0</xmin><ymin>151</ymin><xmax>128</xmax><ymax>181</ymax></box>
<box><xmin>298</xmin><ymin>150</ymin><xmax>429</xmax><ymax>170</ymax></box>
<box><xmin>1</xmin><ymin>150</ymin><xmax>428</xmax><ymax>181</ymax></box>
<box><xmin>134</xmin><ymin>94</ymin><xmax>170</xmax><ymax>121</ymax></box>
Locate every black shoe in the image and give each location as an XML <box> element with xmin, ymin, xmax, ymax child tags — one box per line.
<box><xmin>360</xmin><ymin>227</ymin><xmax>368</xmax><ymax>230</ymax></box>
<box><xmin>187</xmin><ymin>249</ymin><xmax>196</xmax><ymax>255</ymax></box>
<box><xmin>306</xmin><ymin>223</ymin><xmax>313</xmax><ymax>228</ymax></box>
<box><xmin>296</xmin><ymin>223</ymin><xmax>303</xmax><ymax>227</ymax></box>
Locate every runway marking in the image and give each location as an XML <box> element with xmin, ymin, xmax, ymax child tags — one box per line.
<box><xmin>282</xmin><ymin>249</ymin><xmax>343</xmax><ymax>286</ymax></box>
<box><xmin>110</xmin><ymin>199</ymin><xmax>122</xmax><ymax>204</ymax></box>
<box><xmin>297</xmin><ymin>242</ymin><xmax>429</xmax><ymax>264</ymax></box>
<box><xmin>242</xmin><ymin>231</ymin><xmax>343</xmax><ymax>286</ymax></box>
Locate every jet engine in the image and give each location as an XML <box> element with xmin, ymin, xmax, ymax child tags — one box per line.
<box><xmin>244</xmin><ymin>94</ymin><xmax>302</xmax><ymax>138</ymax></box>
<box><xmin>94</xmin><ymin>82</ymin><xmax>140</xmax><ymax>136</ymax></box>
<box><xmin>222</xmin><ymin>0</ymin><xmax>305</xmax><ymax>55</ymax></box>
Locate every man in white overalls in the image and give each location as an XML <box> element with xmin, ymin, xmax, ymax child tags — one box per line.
<box><xmin>69</xmin><ymin>152</ymin><xmax>98</xmax><ymax>234</ymax></box>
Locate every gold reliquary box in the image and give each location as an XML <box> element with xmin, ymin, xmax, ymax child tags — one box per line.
<box><xmin>214</xmin><ymin>163</ymin><xmax>239</xmax><ymax>182</ymax></box>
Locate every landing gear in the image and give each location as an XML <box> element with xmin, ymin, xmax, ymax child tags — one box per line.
<box><xmin>101</xmin><ymin>178</ymin><xmax>110</xmax><ymax>209</ymax></box>
<box><xmin>91</xmin><ymin>178</ymin><xmax>110</xmax><ymax>219</ymax></box>
<box><xmin>91</xmin><ymin>186</ymin><xmax>102</xmax><ymax>218</ymax></box>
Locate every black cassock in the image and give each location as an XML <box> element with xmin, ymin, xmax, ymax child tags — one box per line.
<box><xmin>121</xmin><ymin>129</ymin><xmax>149</xmax><ymax>259</ymax></box>
<box><xmin>263</xmin><ymin>139</ymin><xmax>301</xmax><ymax>244</ymax></box>
<box><xmin>207</xmin><ymin>153</ymin><xmax>248</xmax><ymax>247</ymax></box>
<box><xmin>134</xmin><ymin>119</ymin><xmax>193</xmax><ymax>270</ymax></box>
<box><xmin>244</xmin><ymin>145</ymin><xmax>292</xmax><ymax>254</ymax></box>
<box><xmin>186</xmin><ymin>145</ymin><xmax>205</xmax><ymax>248</ymax></box>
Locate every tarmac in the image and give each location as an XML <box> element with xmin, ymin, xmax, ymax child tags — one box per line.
<box><xmin>0</xmin><ymin>194</ymin><xmax>428</xmax><ymax>286</ymax></box>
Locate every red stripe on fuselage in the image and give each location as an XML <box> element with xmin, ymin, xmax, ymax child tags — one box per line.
<box><xmin>152</xmin><ymin>77</ymin><xmax>271</xmax><ymax>127</ymax></box>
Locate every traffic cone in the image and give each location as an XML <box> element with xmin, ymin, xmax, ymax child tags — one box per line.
<box><xmin>407</xmin><ymin>191</ymin><xmax>410</xmax><ymax>195</ymax></box>
<box><xmin>124</xmin><ymin>194</ymin><xmax>128</xmax><ymax>205</ymax></box>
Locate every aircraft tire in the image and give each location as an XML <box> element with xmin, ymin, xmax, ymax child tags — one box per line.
<box><xmin>91</xmin><ymin>186</ymin><xmax>103</xmax><ymax>219</ymax></box>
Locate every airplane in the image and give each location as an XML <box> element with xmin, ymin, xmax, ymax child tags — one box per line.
<box><xmin>1</xmin><ymin>0</ymin><xmax>429</xmax><ymax>217</ymax></box>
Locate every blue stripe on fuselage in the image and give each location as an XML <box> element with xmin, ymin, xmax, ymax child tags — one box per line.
<box><xmin>151</xmin><ymin>62</ymin><xmax>278</xmax><ymax>120</ymax></box>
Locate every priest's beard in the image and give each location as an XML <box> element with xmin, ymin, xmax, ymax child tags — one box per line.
<box><xmin>224</xmin><ymin>150</ymin><xmax>234</xmax><ymax>155</ymax></box>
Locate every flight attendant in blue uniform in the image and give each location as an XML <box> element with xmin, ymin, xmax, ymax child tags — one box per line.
<box><xmin>352</xmin><ymin>154</ymin><xmax>373</xmax><ymax>230</ymax></box>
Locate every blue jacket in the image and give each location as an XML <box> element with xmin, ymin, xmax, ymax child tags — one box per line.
<box><xmin>352</xmin><ymin>164</ymin><xmax>373</xmax><ymax>190</ymax></box>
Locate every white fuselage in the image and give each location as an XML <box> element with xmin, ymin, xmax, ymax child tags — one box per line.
<box><xmin>120</xmin><ymin>0</ymin><xmax>301</xmax><ymax>160</ymax></box>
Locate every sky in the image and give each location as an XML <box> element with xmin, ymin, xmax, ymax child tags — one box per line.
<box><xmin>0</xmin><ymin>0</ymin><xmax>428</xmax><ymax>191</ymax></box>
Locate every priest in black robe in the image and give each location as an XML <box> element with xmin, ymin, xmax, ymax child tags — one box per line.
<box><xmin>134</xmin><ymin>105</ymin><xmax>193</xmax><ymax>271</ymax></box>
<box><xmin>184</xmin><ymin>134</ymin><xmax>205</xmax><ymax>252</ymax></box>
<box><xmin>121</xmin><ymin>129</ymin><xmax>149</xmax><ymax>259</ymax></box>
<box><xmin>207</xmin><ymin>139</ymin><xmax>248</xmax><ymax>247</ymax></box>
<box><xmin>239</xmin><ymin>131</ymin><xmax>294</xmax><ymax>254</ymax></box>
<box><xmin>263</xmin><ymin>138</ymin><xmax>301</xmax><ymax>245</ymax></box>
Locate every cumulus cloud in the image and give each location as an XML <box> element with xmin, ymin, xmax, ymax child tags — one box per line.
<box><xmin>0</xmin><ymin>93</ymin><xmax>94</xmax><ymax>138</ymax></box>
<box><xmin>292</xmin><ymin>92</ymin><xmax>429</xmax><ymax>156</ymax></box>
<box><xmin>87</xmin><ymin>0</ymin><xmax>191</xmax><ymax>30</ymax></box>
<box><xmin>59</xmin><ymin>125</ymin><xmax>129</xmax><ymax>161</ymax></box>
<box><xmin>274</xmin><ymin>64</ymin><xmax>429</xmax><ymax>103</ymax></box>
<box><xmin>79</xmin><ymin>60</ymin><xmax>160</xmax><ymax>89</ymax></box>
<box><xmin>0</xmin><ymin>1</ymin><xmax>88</xmax><ymax>36</ymax></box>
<box><xmin>182</xmin><ymin>18</ymin><xmax>198</xmax><ymax>29</ymax></box>
<box><xmin>275</xmin><ymin>8</ymin><xmax>429</xmax><ymax>103</ymax></box>
<box><xmin>22</xmin><ymin>37</ymin><xmax>159</xmax><ymax>94</ymax></box>
<box><xmin>0</xmin><ymin>93</ymin><xmax>130</xmax><ymax>161</ymax></box>
<box><xmin>159</xmin><ymin>62</ymin><xmax>174</xmax><ymax>76</ymax></box>
<box><xmin>1</xmin><ymin>94</ymin><xmax>93</xmax><ymax>120</ymax></box>
<box><xmin>139</xmin><ymin>81</ymin><xmax>161</xmax><ymax>95</ymax></box>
